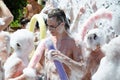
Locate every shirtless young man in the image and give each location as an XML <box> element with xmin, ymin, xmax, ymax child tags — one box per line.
<box><xmin>46</xmin><ymin>8</ymin><xmax>83</xmax><ymax>79</ymax></box>
<box><xmin>28</xmin><ymin>8</ymin><xmax>83</xmax><ymax>80</ymax></box>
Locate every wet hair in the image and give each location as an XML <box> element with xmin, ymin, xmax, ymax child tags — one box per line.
<box><xmin>47</xmin><ymin>8</ymin><xmax>70</xmax><ymax>30</ymax></box>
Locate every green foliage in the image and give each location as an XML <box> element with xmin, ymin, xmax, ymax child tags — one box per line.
<box><xmin>4</xmin><ymin>0</ymin><xmax>27</xmax><ymax>27</ymax></box>
<box><xmin>10</xmin><ymin>20</ymin><xmax>20</xmax><ymax>28</ymax></box>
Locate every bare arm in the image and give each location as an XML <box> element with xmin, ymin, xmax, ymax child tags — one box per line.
<box><xmin>70</xmin><ymin>7</ymin><xmax>85</xmax><ymax>33</ymax></box>
<box><xmin>0</xmin><ymin>0</ymin><xmax>13</xmax><ymax>30</ymax></box>
<box><xmin>8</xmin><ymin>74</ymin><xmax>27</xmax><ymax>80</ymax></box>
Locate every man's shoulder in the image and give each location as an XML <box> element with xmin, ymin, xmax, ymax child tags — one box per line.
<box><xmin>67</xmin><ymin>37</ymin><xmax>76</xmax><ymax>44</ymax></box>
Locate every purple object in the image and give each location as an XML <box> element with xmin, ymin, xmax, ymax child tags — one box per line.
<box><xmin>54</xmin><ymin>60</ymin><xmax>69</xmax><ymax>80</ymax></box>
<box><xmin>46</xmin><ymin>39</ymin><xmax>68</xmax><ymax>80</ymax></box>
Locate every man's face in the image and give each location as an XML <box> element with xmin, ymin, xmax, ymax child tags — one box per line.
<box><xmin>47</xmin><ymin>17</ymin><xmax>63</xmax><ymax>36</ymax></box>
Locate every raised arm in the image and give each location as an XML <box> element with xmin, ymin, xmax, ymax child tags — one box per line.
<box><xmin>70</xmin><ymin>7</ymin><xmax>85</xmax><ymax>33</ymax></box>
<box><xmin>0</xmin><ymin>0</ymin><xmax>13</xmax><ymax>30</ymax></box>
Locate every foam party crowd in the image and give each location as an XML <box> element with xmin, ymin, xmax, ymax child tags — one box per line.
<box><xmin>0</xmin><ymin>0</ymin><xmax>120</xmax><ymax>80</ymax></box>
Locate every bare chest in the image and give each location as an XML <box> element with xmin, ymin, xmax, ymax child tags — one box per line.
<box><xmin>55</xmin><ymin>40</ymin><xmax>73</xmax><ymax>57</ymax></box>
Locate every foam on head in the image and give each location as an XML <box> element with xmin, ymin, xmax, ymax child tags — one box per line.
<box><xmin>84</xmin><ymin>28</ymin><xmax>106</xmax><ymax>50</ymax></box>
<box><xmin>10</xmin><ymin>29</ymin><xmax>34</xmax><ymax>54</ymax></box>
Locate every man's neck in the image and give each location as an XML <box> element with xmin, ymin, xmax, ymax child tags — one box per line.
<box><xmin>52</xmin><ymin>31</ymin><xmax>69</xmax><ymax>41</ymax></box>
